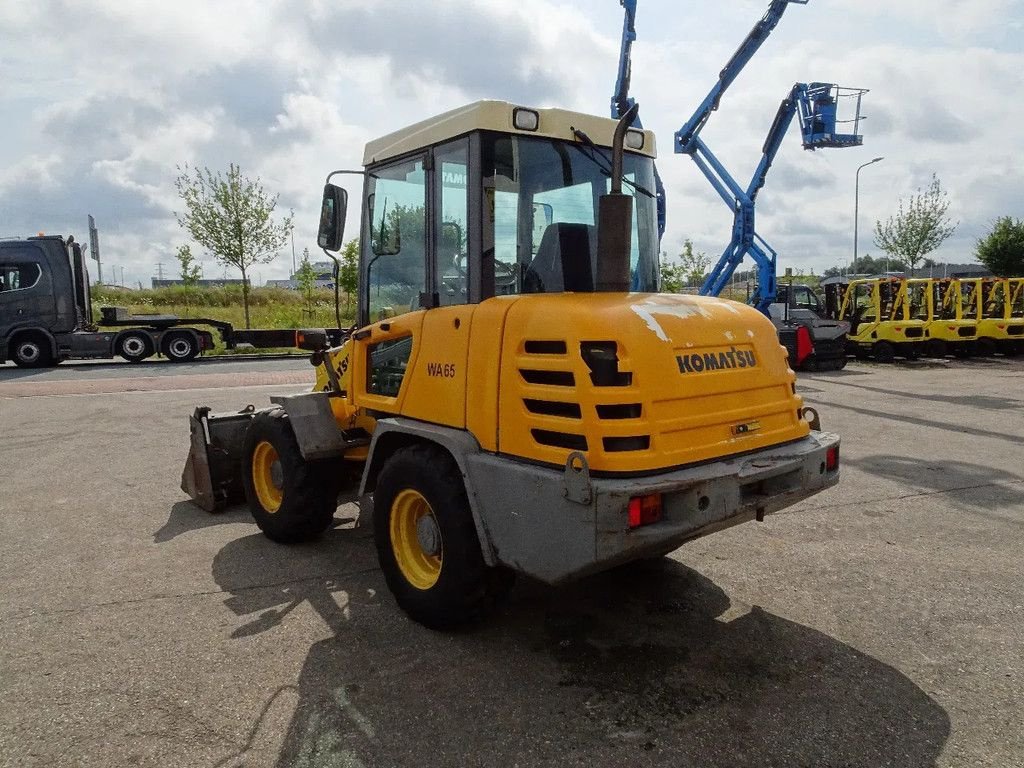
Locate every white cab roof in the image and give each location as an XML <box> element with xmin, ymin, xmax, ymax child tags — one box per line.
<box><xmin>363</xmin><ymin>100</ymin><xmax>657</xmax><ymax>166</ymax></box>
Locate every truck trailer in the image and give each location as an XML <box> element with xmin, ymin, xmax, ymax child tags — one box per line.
<box><xmin>0</xmin><ymin>235</ymin><xmax>341</xmax><ymax>367</ymax></box>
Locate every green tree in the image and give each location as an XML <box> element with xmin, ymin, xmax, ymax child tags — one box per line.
<box><xmin>873</xmin><ymin>174</ymin><xmax>957</xmax><ymax>277</ymax></box>
<box><xmin>295</xmin><ymin>247</ymin><xmax>319</xmax><ymax>321</ymax></box>
<box><xmin>174</xmin><ymin>163</ymin><xmax>293</xmax><ymax>328</ymax></box>
<box><xmin>678</xmin><ymin>239</ymin><xmax>710</xmax><ymax>286</ymax></box>
<box><xmin>976</xmin><ymin>217</ymin><xmax>1024</xmax><ymax>277</ymax></box>
<box><xmin>339</xmin><ymin>238</ymin><xmax>359</xmax><ymax>310</ymax></box>
<box><xmin>660</xmin><ymin>252</ymin><xmax>684</xmax><ymax>293</ymax></box>
<box><xmin>660</xmin><ymin>240</ymin><xmax>710</xmax><ymax>293</ymax></box>
<box><xmin>175</xmin><ymin>244</ymin><xmax>201</xmax><ymax>285</ymax></box>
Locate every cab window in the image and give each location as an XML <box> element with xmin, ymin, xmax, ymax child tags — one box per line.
<box><xmin>364</xmin><ymin>156</ymin><xmax>428</xmax><ymax>320</ymax></box>
<box><xmin>434</xmin><ymin>140</ymin><xmax>470</xmax><ymax>307</ymax></box>
<box><xmin>0</xmin><ymin>262</ymin><xmax>41</xmax><ymax>293</ymax></box>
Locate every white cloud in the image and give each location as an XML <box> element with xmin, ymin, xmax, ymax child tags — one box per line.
<box><xmin>0</xmin><ymin>0</ymin><xmax>1021</xmax><ymax>285</ymax></box>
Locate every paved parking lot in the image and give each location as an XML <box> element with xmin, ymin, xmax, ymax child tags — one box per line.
<box><xmin>1</xmin><ymin>357</ymin><xmax>1021</xmax><ymax>767</ymax></box>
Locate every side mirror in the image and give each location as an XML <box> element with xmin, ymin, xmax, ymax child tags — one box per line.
<box><xmin>295</xmin><ymin>328</ymin><xmax>328</xmax><ymax>351</ymax></box>
<box><xmin>317</xmin><ymin>184</ymin><xmax>347</xmax><ymax>251</ymax></box>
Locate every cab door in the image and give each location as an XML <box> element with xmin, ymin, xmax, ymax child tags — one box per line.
<box><xmin>0</xmin><ymin>245</ymin><xmax>55</xmax><ymax>337</ymax></box>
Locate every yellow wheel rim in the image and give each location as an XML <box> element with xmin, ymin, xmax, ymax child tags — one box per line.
<box><xmin>389</xmin><ymin>489</ymin><xmax>442</xmax><ymax>590</ymax></box>
<box><xmin>252</xmin><ymin>441</ymin><xmax>283</xmax><ymax>513</ymax></box>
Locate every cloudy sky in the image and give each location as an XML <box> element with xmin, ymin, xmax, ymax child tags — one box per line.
<box><xmin>2</xmin><ymin>0</ymin><xmax>1021</xmax><ymax>286</ymax></box>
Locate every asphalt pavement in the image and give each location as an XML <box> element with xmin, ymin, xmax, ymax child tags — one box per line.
<box><xmin>0</xmin><ymin>356</ymin><xmax>1021</xmax><ymax>767</ymax></box>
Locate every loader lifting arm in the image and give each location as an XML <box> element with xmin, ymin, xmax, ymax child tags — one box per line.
<box><xmin>612</xmin><ymin>0</ymin><xmax>666</xmax><ymax>245</ymax></box>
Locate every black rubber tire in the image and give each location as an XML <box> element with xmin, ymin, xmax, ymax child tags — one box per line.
<box><xmin>10</xmin><ymin>334</ymin><xmax>54</xmax><ymax>369</ymax></box>
<box><xmin>116</xmin><ymin>331</ymin><xmax>153</xmax><ymax>363</ymax></box>
<box><xmin>373</xmin><ymin>444</ymin><xmax>514</xmax><ymax>629</ymax></box>
<box><xmin>873</xmin><ymin>341</ymin><xmax>895</xmax><ymax>364</ymax></box>
<box><xmin>924</xmin><ymin>339</ymin><xmax>947</xmax><ymax>358</ymax></box>
<box><xmin>242</xmin><ymin>409</ymin><xmax>339</xmax><ymax>543</ymax></box>
<box><xmin>976</xmin><ymin>337</ymin><xmax>997</xmax><ymax>357</ymax></box>
<box><xmin>162</xmin><ymin>331</ymin><xmax>199</xmax><ymax>363</ymax></box>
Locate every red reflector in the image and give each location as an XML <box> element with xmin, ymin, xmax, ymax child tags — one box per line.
<box><xmin>795</xmin><ymin>325</ymin><xmax>813</xmax><ymax>367</ymax></box>
<box><xmin>628</xmin><ymin>494</ymin><xmax>662</xmax><ymax>529</ymax></box>
<box><xmin>826</xmin><ymin>445</ymin><xmax>839</xmax><ymax>472</ymax></box>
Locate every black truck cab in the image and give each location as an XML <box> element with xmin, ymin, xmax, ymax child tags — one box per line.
<box><xmin>1</xmin><ymin>235</ymin><xmax>215</xmax><ymax>367</ymax></box>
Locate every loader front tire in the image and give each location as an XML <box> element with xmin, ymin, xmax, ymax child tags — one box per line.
<box><xmin>374</xmin><ymin>444</ymin><xmax>513</xmax><ymax>629</ymax></box>
<box><xmin>242</xmin><ymin>409</ymin><xmax>339</xmax><ymax>543</ymax></box>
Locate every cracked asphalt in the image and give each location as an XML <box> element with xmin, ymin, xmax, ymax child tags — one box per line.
<box><xmin>1</xmin><ymin>356</ymin><xmax>1022</xmax><ymax>767</ymax></box>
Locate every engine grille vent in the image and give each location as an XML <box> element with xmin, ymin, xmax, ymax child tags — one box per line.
<box><xmin>532</xmin><ymin>429</ymin><xmax>588</xmax><ymax>451</ymax></box>
<box><xmin>524</xmin><ymin>340</ymin><xmax>567</xmax><ymax>355</ymax></box>
<box><xmin>603</xmin><ymin>435</ymin><xmax>650</xmax><ymax>452</ymax></box>
<box><xmin>520</xmin><ymin>369</ymin><xmax>575</xmax><ymax>386</ymax></box>
<box><xmin>524</xmin><ymin>399</ymin><xmax>582</xmax><ymax>419</ymax></box>
<box><xmin>596</xmin><ymin>403</ymin><xmax>642</xmax><ymax>420</ymax></box>
<box><xmin>580</xmin><ymin>341</ymin><xmax>632</xmax><ymax>387</ymax></box>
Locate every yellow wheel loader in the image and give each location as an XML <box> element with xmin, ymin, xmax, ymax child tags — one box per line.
<box><xmin>181</xmin><ymin>102</ymin><xmax>840</xmax><ymax>629</ymax></box>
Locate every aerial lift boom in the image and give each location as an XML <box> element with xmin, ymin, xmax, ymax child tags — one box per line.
<box><xmin>673</xmin><ymin>0</ymin><xmax>866</xmax><ymax>312</ymax></box>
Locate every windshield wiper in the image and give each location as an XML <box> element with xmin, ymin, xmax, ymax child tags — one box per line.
<box><xmin>570</xmin><ymin>128</ymin><xmax>655</xmax><ymax>199</ymax></box>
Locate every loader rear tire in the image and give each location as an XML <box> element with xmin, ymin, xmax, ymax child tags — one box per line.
<box><xmin>242</xmin><ymin>408</ymin><xmax>339</xmax><ymax>543</ymax></box>
<box><xmin>374</xmin><ymin>444</ymin><xmax>513</xmax><ymax>629</ymax></box>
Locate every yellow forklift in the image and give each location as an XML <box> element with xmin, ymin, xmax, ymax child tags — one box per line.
<box><xmin>828</xmin><ymin>277</ymin><xmax>926</xmax><ymax>362</ymax></box>
<box><xmin>978</xmin><ymin>277</ymin><xmax>1024</xmax><ymax>356</ymax></box>
<box><xmin>181</xmin><ymin>101</ymin><xmax>840</xmax><ymax>629</ymax></box>
<box><xmin>919</xmin><ymin>278</ymin><xmax>979</xmax><ymax>358</ymax></box>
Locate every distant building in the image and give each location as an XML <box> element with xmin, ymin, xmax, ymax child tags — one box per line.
<box><xmin>266</xmin><ymin>261</ymin><xmax>337</xmax><ymax>290</ymax></box>
<box><xmin>151</xmin><ymin>278</ymin><xmax>249</xmax><ymax>288</ymax></box>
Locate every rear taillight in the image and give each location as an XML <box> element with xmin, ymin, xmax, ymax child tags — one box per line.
<box><xmin>826</xmin><ymin>445</ymin><xmax>839</xmax><ymax>472</ymax></box>
<box><xmin>628</xmin><ymin>494</ymin><xmax>662</xmax><ymax>529</ymax></box>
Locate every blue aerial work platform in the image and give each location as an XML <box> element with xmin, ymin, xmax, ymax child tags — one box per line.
<box><xmin>672</xmin><ymin>0</ymin><xmax>867</xmax><ymax>313</ymax></box>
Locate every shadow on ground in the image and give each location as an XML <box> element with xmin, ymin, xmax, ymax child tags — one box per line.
<box><xmin>154</xmin><ymin>501</ymin><xmax>252</xmax><ymax>543</ymax></box>
<box><xmin>206</xmin><ymin>529</ymin><xmax>950</xmax><ymax>767</ymax></box>
<box><xmin>156</xmin><ymin>497</ymin><xmax>361</xmax><ymax>544</ymax></box>
<box><xmin>820</xmin><ymin>378</ymin><xmax>1024</xmax><ymax>411</ymax></box>
<box><xmin>846</xmin><ymin>455</ymin><xmax>1024</xmax><ymax>524</ymax></box>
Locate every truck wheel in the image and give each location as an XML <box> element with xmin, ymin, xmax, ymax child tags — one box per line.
<box><xmin>374</xmin><ymin>444</ymin><xmax>513</xmax><ymax>629</ymax></box>
<box><xmin>116</xmin><ymin>331</ymin><xmax>153</xmax><ymax>363</ymax></box>
<box><xmin>11</xmin><ymin>334</ymin><xmax>53</xmax><ymax>368</ymax></box>
<box><xmin>163</xmin><ymin>331</ymin><xmax>199</xmax><ymax>363</ymax></box>
<box><xmin>242</xmin><ymin>409</ymin><xmax>339</xmax><ymax>543</ymax></box>
<box><xmin>873</xmin><ymin>341</ymin><xmax>895</xmax><ymax>364</ymax></box>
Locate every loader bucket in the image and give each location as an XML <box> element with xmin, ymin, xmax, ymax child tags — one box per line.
<box><xmin>181</xmin><ymin>406</ymin><xmax>258</xmax><ymax>512</ymax></box>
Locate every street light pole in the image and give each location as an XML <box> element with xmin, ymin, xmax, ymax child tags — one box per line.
<box><xmin>853</xmin><ymin>156</ymin><xmax>884</xmax><ymax>276</ymax></box>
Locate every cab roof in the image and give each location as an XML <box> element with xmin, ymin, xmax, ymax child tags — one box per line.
<box><xmin>362</xmin><ymin>100</ymin><xmax>658</xmax><ymax>166</ymax></box>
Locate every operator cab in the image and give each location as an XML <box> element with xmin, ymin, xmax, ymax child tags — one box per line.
<box><xmin>319</xmin><ymin>101</ymin><xmax>660</xmax><ymax>327</ymax></box>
